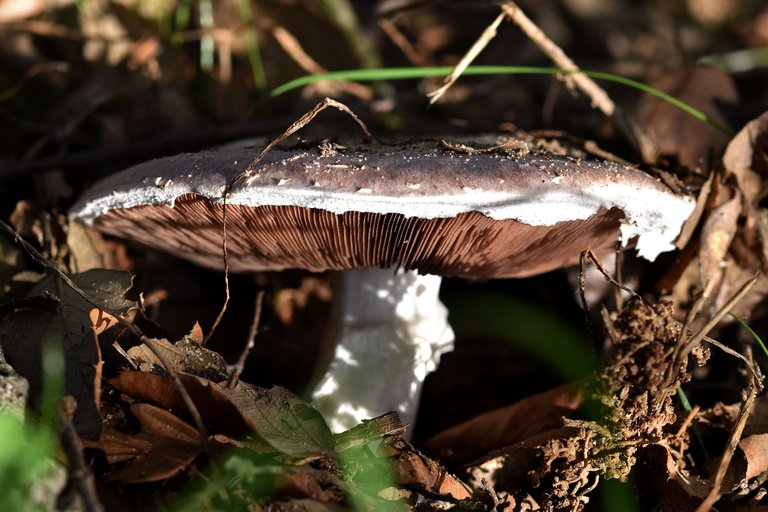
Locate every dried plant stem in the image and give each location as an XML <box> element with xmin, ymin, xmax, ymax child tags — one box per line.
<box><xmin>60</xmin><ymin>398</ymin><xmax>103</xmax><ymax>512</ymax></box>
<box><xmin>680</xmin><ymin>274</ymin><xmax>758</xmax><ymax>359</ymax></box>
<box><xmin>378</xmin><ymin>17</ymin><xmax>428</xmax><ymax>67</ymax></box>
<box><xmin>427</xmin><ymin>12</ymin><xmax>505</xmax><ymax>104</ymax></box>
<box><xmin>498</xmin><ymin>1</ymin><xmax>652</xmax><ymax>158</ymax></box>
<box><xmin>227</xmin><ymin>290</ymin><xmax>265</xmax><ymax>388</ymax></box>
<box><xmin>674</xmin><ymin>404</ymin><xmax>700</xmax><ymax>439</ymax></box>
<box><xmin>265</xmin><ymin>20</ymin><xmax>373</xmax><ymax>100</ymax></box>
<box><xmin>696</xmin><ymin>384</ymin><xmax>758</xmax><ymax>512</ymax></box>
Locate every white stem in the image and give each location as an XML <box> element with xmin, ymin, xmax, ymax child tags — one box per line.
<box><xmin>311</xmin><ymin>268</ymin><xmax>455</xmax><ymax>433</ymax></box>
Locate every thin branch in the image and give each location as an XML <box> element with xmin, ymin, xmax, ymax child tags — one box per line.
<box><xmin>696</xmin><ymin>384</ymin><xmax>758</xmax><ymax>512</ymax></box>
<box><xmin>227</xmin><ymin>290</ymin><xmax>265</xmax><ymax>388</ymax></box>
<box><xmin>59</xmin><ymin>397</ymin><xmax>103</xmax><ymax>512</ymax></box>
<box><xmin>499</xmin><ymin>1</ymin><xmax>653</xmax><ymax>157</ymax></box>
<box><xmin>427</xmin><ymin>12</ymin><xmax>505</xmax><ymax>104</ymax></box>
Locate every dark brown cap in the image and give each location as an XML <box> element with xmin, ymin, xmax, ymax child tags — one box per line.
<box><xmin>71</xmin><ymin>139</ymin><xmax>694</xmax><ymax>279</ymax></box>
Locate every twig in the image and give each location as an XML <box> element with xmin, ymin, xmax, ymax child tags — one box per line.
<box><xmin>613</xmin><ymin>244</ymin><xmax>624</xmax><ymax>312</ymax></box>
<box><xmin>0</xmin><ymin>220</ymin><xmax>211</xmax><ymax>454</ymax></box>
<box><xmin>378</xmin><ymin>17</ymin><xmax>429</xmax><ymax>67</ymax></box>
<box><xmin>578</xmin><ymin>251</ymin><xmax>594</xmax><ymax>342</ymax></box>
<box><xmin>499</xmin><ymin>1</ymin><xmax>653</xmax><ymax>157</ymax></box>
<box><xmin>664</xmin><ymin>274</ymin><xmax>719</xmax><ymax>388</ymax></box>
<box><xmin>675</xmin><ymin>404</ymin><xmax>700</xmax><ymax>439</ymax></box>
<box><xmin>427</xmin><ymin>12</ymin><xmax>505</xmax><ymax>104</ymax></box>
<box><xmin>264</xmin><ymin>20</ymin><xmax>373</xmax><ymax>100</ymax></box>
<box><xmin>227</xmin><ymin>290</ymin><xmax>265</xmax><ymax>388</ymax></box>
<box><xmin>584</xmin><ymin>249</ymin><xmax>641</xmax><ymax>301</ymax></box>
<box><xmin>696</xmin><ymin>384</ymin><xmax>758</xmax><ymax>512</ymax></box>
<box><xmin>59</xmin><ymin>397</ymin><xmax>103</xmax><ymax>512</ymax></box>
<box><xmin>677</xmin><ymin>275</ymin><xmax>759</xmax><ymax>372</ymax></box>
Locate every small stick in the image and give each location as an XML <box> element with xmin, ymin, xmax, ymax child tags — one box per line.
<box><xmin>677</xmin><ymin>275</ymin><xmax>758</xmax><ymax>369</ymax></box>
<box><xmin>578</xmin><ymin>251</ymin><xmax>594</xmax><ymax>342</ymax></box>
<box><xmin>675</xmin><ymin>404</ymin><xmax>700</xmax><ymax>439</ymax></box>
<box><xmin>584</xmin><ymin>249</ymin><xmax>640</xmax><ymax>301</ymax></box>
<box><xmin>696</xmin><ymin>384</ymin><xmax>758</xmax><ymax>512</ymax></box>
<box><xmin>498</xmin><ymin>1</ymin><xmax>653</xmax><ymax>158</ymax></box>
<box><xmin>613</xmin><ymin>244</ymin><xmax>624</xmax><ymax>312</ymax></box>
<box><xmin>59</xmin><ymin>397</ymin><xmax>104</xmax><ymax>512</ymax></box>
<box><xmin>378</xmin><ymin>17</ymin><xmax>428</xmax><ymax>67</ymax></box>
<box><xmin>227</xmin><ymin>290</ymin><xmax>265</xmax><ymax>388</ymax></box>
<box><xmin>427</xmin><ymin>12</ymin><xmax>505</xmax><ymax>104</ymax></box>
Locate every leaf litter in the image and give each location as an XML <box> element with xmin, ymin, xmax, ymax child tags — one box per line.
<box><xmin>3</xmin><ymin>1</ymin><xmax>768</xmax><ymax>511</ymax></box>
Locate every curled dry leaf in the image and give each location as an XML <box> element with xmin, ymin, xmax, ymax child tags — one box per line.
<box><xmin>642</xmin><ymin>444</ymin><xmax>710</xmax><ymax>510</ymax></box>
<box><xmin>730</xmin><ymin>433</ymin><xmax>768</xmax><ymax>485</ymax></box>
<box><xmin>424</xmin><ymin>383</ymin><xmax>583</xmax><ymax>464</ymax></box>
<box><xmin>381</xmin><ymin>436</ymin><xmax>472</xmax><ymax>501</ymax></box>
<box><xmin>723</xmin><ymin>111</ymin><xmax>768</xmax><ymax>204</ymax></box>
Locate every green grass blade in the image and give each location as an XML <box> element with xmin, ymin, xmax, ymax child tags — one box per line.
<box><xmin>729</xmin><ymin>312</ymin><xmax>768</xmax><ymax>359</ymax></box>
<box><xmin>268</xmin><ymin>66</ymin><xmax>734</xmax><ymax>136</ymax></box>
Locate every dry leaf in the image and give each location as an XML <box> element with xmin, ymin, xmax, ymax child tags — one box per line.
<box><xmin>699</xmin><ymin>190</ymin><xmax>742</xmax><ymax>289</ymax></box>
<box><xmin>0</xmin><ymin>269</ymin><xmax>135</xmax><ymax>437</ymax></box>
<box><xmin>108</xmin><ymin>371</ymin><xmax>252</xmax><ymax>436</ymax></box>
<box><xmin>635</xmin><ymin>66</ymin><xmax>737</xmax><ymax>167</ymax></box>
<box><xmin>425</xmin><ymin>384</ymin><xmax>583</xmax><ymax>464</ymax></box>
<box><xmin>67</xmin><ymin>221</ymin><xmax>119</xmax><ymax>273</ymax></box>
<box><xmin>126</xmin><ymin>335</ymin><xmax>229</xmax><ymax>382</ymax></box>
<box><xmin>723</xmin><ymin>111</ymin><xmax>768</xmax><ymax>204</ymax></box>
<box><xmin>222</xmin><ymin>382</ymin><xmax>335</xmax><ymax>458</ymax></box>
<box><xmin>107</xmin><ymin>403</ymin><xmax>203</xmax><ymax>483</ymax></box>
<box><xmin>382</xmin><ymin>436</ymin><xmax>472</xmax><ymax>500</ymax></box>
<box><xmin>81</xmin><ymin>426</ymin><xmax>152</xmax><ymax>464</ymax></box>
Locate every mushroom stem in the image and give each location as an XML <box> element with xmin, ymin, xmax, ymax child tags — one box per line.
<box><xmin>311</xmin><ymin>268</ymin><xmax>455</xmax><ymax>433</ymax></box>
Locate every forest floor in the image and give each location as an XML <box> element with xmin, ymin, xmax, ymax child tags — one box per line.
<box><xmin>2</xmin><ymin>1</ymin><xmax>768</xmax><ymax>511</ymax></box>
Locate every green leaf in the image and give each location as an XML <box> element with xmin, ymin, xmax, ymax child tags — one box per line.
<box><xmin>223</xmin><ymin>383</ymin><xmax>335</xmax><ymax>458</ymax></box>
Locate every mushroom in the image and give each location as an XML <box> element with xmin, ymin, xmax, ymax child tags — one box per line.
<box><xmin>70</xmin><ymin>137</ymin><xmax>695</xmax><ymax>432</ymax></box>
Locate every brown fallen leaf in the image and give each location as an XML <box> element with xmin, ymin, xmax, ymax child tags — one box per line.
<box><xmin>641</xmin><ymin>444</ymin><xmax>710</xmax><ymax>511</ymax></box>
<box><xmin>67</xmin><ymin>221</ymin><xmax>121</xmax><ymax>273</ymax></box>
<box><xmin>81</xmin><ymin>425</ymin><xmax>152</xmax><ymax>464</ymax></box>
<box><xmin>635</xmin><ymin>65</ymin><xmax>737</xmax><ymax>167</ymax></box>
<box><xmin>107</xmin><ymin>403</ymin><xmax>203</xmax><ymax>484</ymax></box>
<box><xmin>424</xmin><ymin>383</ymin><xmax>583</xmax><ymax>464</ymax></box>
<box><xmin>699</xmin><ymin>190</ymin><xmax>742</xmax><ymax>289</ymax></box>
<box><xmin>381</xmin><ymin>436</ymin><xmax>472</xmax><ymax>501</ymax></box>
<box><xmin>108</xmin><ymin>371</ymin><xmax>253</xmax><ymax>436</ymax></box>
<box><xmin>723</xmin><ymin>111</ymin><xmax>768</xmax><ymax>204</ymax></box>
<box><xmin>734</xmin><ymin>433</ymin><xmax>768</xmax><ymax>483</ymax></box>
<box><xmin>109</xmin><ymin>371</ymin><xmax>334</xmax><ymax>458</ymax></box>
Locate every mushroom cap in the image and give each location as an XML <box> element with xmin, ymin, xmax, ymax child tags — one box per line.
<box><xmin>70</xmin><ymin>138</ymin><xmax>695</xmax><ymax>279</ymax></box>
